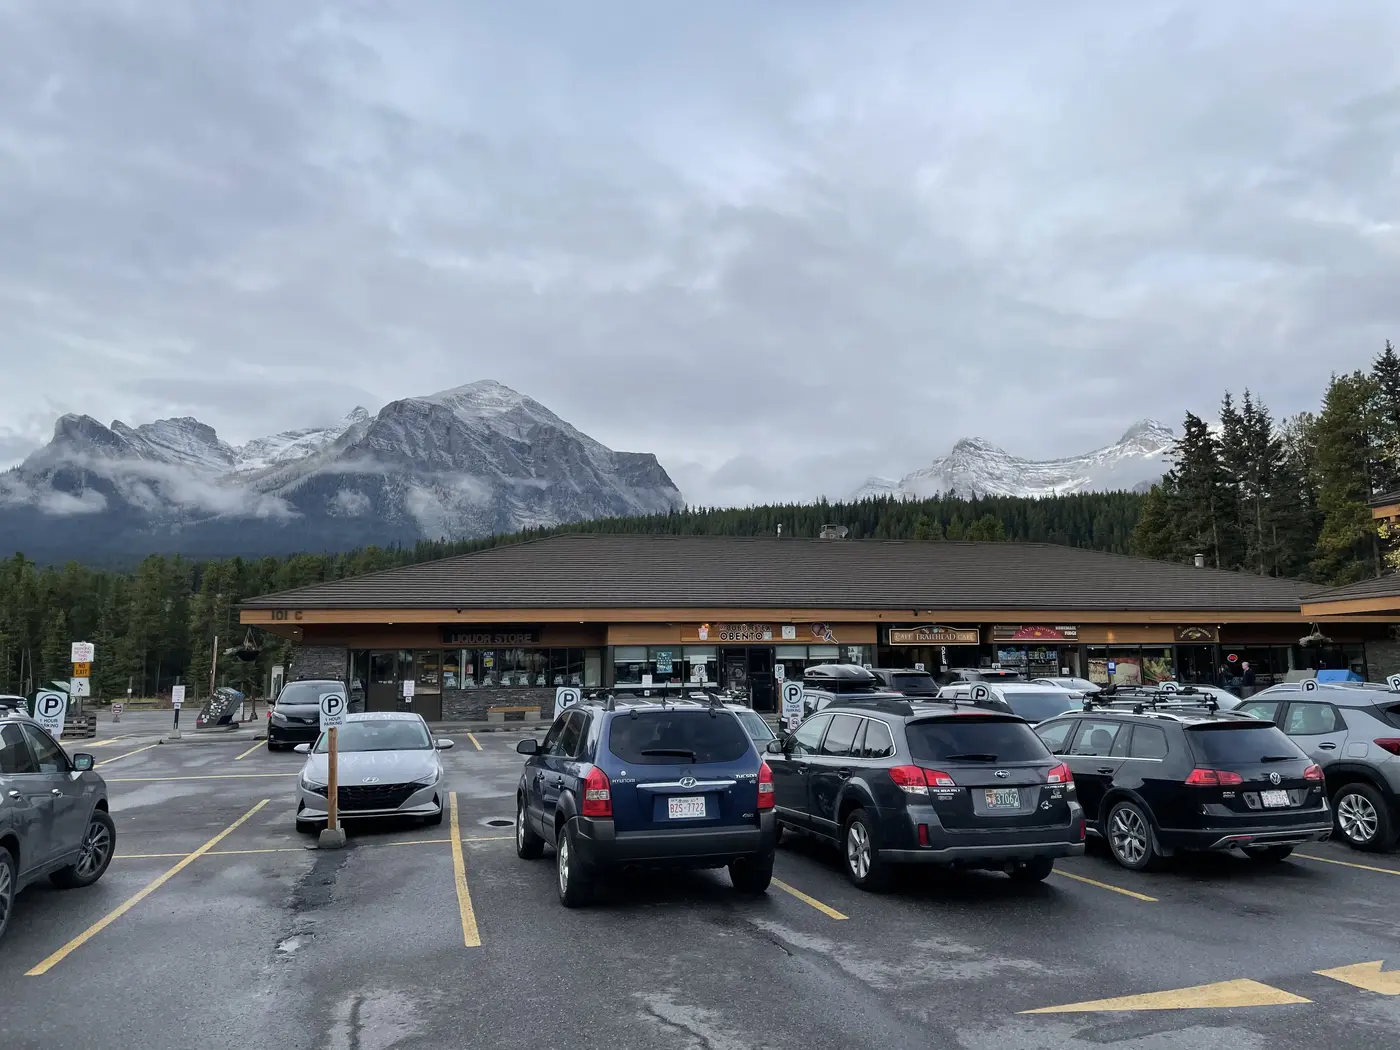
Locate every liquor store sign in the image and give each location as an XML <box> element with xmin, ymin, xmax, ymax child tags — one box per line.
<box><xmin>441</xmin><ymin>628</ymin><xmax>539</xmax><ymax>646</ymax></box>
<box><xmin>887</xmin><ymin>625</ymin><xmax>980</xmax><ymax>646</ymax></box>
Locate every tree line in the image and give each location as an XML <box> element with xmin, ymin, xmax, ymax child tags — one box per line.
<box><xmin>0</xmin><ymin>490</ymin><xmax>1141</xmax><ymax>699</ymax></box>
<box><xmin>1131</xmin><ymin>341</ymin><xmax>1400</xmax><ymax>585</ymax></box>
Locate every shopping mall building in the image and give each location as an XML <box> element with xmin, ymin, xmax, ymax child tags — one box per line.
<box><xmin>238</xmin><ymin>533</ymin><xmax>1400</xmax><ymax>720</ymax></box>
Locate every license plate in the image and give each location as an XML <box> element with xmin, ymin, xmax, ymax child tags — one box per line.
<box><xmin>983</xmin><ymin>788</ymin><xmax>1020</xmax><ymax>809</ymax></box>
<box><xmin>1261</xmin><ymin>789</ymin><xmax>1290</xmax><ymax>808</ymax></box>
<box><xmin>667</xmin><ymin>795</ymin><xmax>707</xmax><ymax>819</ymax></box>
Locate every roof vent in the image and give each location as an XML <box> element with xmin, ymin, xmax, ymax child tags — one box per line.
<box><xmin>1193</xmin><ymin>553</ymin><xmax>1205</xmax><ymax>568</ymax></box>
<box><xmin>819</xmin><ymin>524</ymin><xmax>849</xmax><ymax>540</ymax></box>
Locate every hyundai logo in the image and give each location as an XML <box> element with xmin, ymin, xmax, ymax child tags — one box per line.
<box><xmin>679</xmin><ymin>777</ymin><xmax>697</xmax><ymax>788</ymax></box>
<box><xmin>361</xmin><ymin>777</ymin><xmax>381</xmax><ymax>784</ymax></box>
<box><xmin>1268</xmin><ymin>772</ymin><xmax>1281</xmax><ymax>785</ymax></box>
<box><xmin>994</xmin><ymin>770</ymin><xmax>1010</xmax><ymax>779</ymax></box>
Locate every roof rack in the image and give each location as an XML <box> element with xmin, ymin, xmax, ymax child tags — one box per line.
<box><xmin>1082</xmin><ymin>688</ymin><xmax>1221</xmax><ymax>715</ymax></box>
<box><xmin>825</xmin><ymin>696</ymin><xmax>916</xmax><ymax>718</ymax></box>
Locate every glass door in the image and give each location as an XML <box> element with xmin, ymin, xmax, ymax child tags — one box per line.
<box><xmin>366</xmin><ymin>651</ymin><xmax>399</xmax><ymax>712</ymax></box>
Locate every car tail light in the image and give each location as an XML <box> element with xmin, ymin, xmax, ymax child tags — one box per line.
<box><xmin>581</xmin><ymin>766</ymin><xmax>612</xmax><ymax>818</ymax></box>
<box><xmin>1077</xmin><ymin>818</ymin><xmax>1086</xmax><ymax>841</ymax></box>
<box><xmin>1185</xmin><ymin>768</ymin><xmax>1244</xmax><ymax>786</ymax></box>
<box><xmin>922</xmin><ymin>768</ymin><xmax>957</xmax><ymax>788</ymax></box>
<box><xmin>1047</xmin><ymin>762</ymin><xmax>1073</xmax><ymax>784</ymax></box>
<box><xmin>1304</xmin><ymin>763</ymin><xmax>1326</xmax><ymax>780</ymax></box>
<box><xmin>918</xmin><ymin>823</ymin><xmax>929</xmax><ymax>846</ymax></box>
<box><xmin>757</xmin><ymin>761</ymin><xmax>775</xmax><ymax>810</ymax></box>
<box><xmin>1375</xmin><ymin>738</ymin><xmax>1400</xmax><ymax>757</ymax></box>
<box><xmin>889</xmin><ymin>765</ymin><xmax>931</xmax><ymax>794</ymax></box>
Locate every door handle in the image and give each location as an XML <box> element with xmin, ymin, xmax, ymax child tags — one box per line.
<box><xmin>1097</xmin><ymin>767</ymin><xmax>1114</xmax><ymax>775</ymax></box>
<box><xmin>6</xmin><ymin>790</ymin><xmax>19</xmax><ymax>799</ymax></box>
<box><xmin>1318</xmin><ymin>743</ymin><xmax>1337</xmax><ymax>750</ymax></box>
<box><xmin>550</xmin><ymin>777</ymin><xmax>561</xmax><ymax>787</ymax></box>
<box><xmin>835</xmin><ymin>769</ymin><xmax>851</xmax><ymax>780</ymax></box>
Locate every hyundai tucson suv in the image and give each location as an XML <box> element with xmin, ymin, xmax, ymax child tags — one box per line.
<box><xmin>515</xmin><ymin>696</ymin><xmax>776</xmax><ymax>907</ymax></box>
<box><xmin>765</xmin><ymin>697</ymin><xmax>1084</xmax><ymax>890</ymax></box>
<box><xmin>1236</xmin><ymin>680</ymin><xmax>1400</xmax><ymax>852</ymax></box>
<box><xmin>1032</xmin><ymin>699</ymin><xmax>1331</xmax><ymax>870</ymax></box>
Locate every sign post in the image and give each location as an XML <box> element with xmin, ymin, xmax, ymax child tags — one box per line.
<box><xmin>35</xmin><ymin>690</ymin><xmax>68</xmax><ymax>738</ymax></box>
<box><xmin>170</xmin><ymin>684</ymin><xmax>186</xmax><ymax>739</ymax></box>
<box><xmin>318</xmin><ymin>690</ymin><xmax>348</xmax><ymax>849</ymax></box>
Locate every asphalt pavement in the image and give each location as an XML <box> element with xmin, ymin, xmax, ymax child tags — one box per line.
<box><xmin>2</xmin><ymin>726</ymin><xmax>1399</xmax><ymax>1050</ymax></box>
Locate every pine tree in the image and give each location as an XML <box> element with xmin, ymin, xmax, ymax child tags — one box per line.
<box><xmin>1238</xmin><ymin>391</ymin><xmax>1286</xmax><ymax>575</ymax></box>
<box><xmin>1370</xmin><ymin>340</ymin><xmax>1400</xmax><ymax>493</ymax></box>
<box><xmin>1216</xmin><ymin>393</ymin><xmax>1249</xmax><ymax>568</ymax></box>
<box><xmin>39</xmin><ymin>608</ymin><xmax>69</xmax><ymax>685</ymax></box>
<box><xmin>1130</xmin><ymin>483</ymin><xmax>1179</xmax><ymax>561</ymax></box>
<box><xmin>1313</xmin><ymin>372</ymin><xmax>1380</xmax><ymax>583</ymax></box>
<box><xmin>1169</xmin><ymin>413</ymin><xmax>1232</xmax><ymax>568</ymax></box>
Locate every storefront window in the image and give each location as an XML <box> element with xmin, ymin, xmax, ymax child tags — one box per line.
<box><xmin>417</xmin><ymin>650</ymin><xmax>442</xmax><ymax>695</ymax></box>
<box><xmin>807</xmin><ymin>645</ymin><xmax>839</xmax><ymax>665</ymax></box>
<box><xmin>649</xmin><ymin>647</ymin><xmax>681</xmax><ymax>685</ymax></box>
<box><xmin>613</xmin><ymin>646</ymin><xmax>648</xmax><ymax>685</ymax></box>
<box><xmin>1086</xmin><ymin>646</ymin><xmax>1108</xmax><ymax>686</ymax></box>
<box><xmin>775</xmin><ymin>645</ymin><xmax>807</xmax><ymax>685</ymax></box>
<box><xmin>1141</xmin><ymin>648</ymin><xmax>1172</xmax><ymax>684</ymax></box>
<box><xmin>840</xmin><ymin>645</ymin><xmax>870</xmax><ymax>667</ymax></box>
<box><xmin>1108</xmin><ymin>647</ymin><xmax>1142</xmax><ymax>686</ymax></box>
<box><xmin>683</xmin><ymin>646</ymin><xmax>716</xmax><ymax>686</ymax></box>
<box><xmin>547</xmin><ymin>649</ymin><xmax>586</xmax><ymax>687</ymax></box>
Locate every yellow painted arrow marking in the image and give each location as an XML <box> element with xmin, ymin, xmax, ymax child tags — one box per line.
<box><xmin>1315</xmin><ymin>961</ymin><xmax>1400</xmax><ymax>996</ymax></box>
<box><xmin>1021</xmin><ymin>979</ymin><xmax>1311</xmax><ymax>1014</ymax></box>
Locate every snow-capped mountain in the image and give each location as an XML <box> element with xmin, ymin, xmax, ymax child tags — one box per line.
<box><xmin>0</xmin><ymin>381</ymin><xmax>683</xmax><ymax>562</ymax></box>
<box><xmin>852</xmin><ymin>420</ymin><xmax>1175</xmax><ymax>500</ymax></box>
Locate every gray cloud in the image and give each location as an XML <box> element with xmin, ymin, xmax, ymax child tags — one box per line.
<box><xmin>1</xmin><ymin>0</ymin><xmax>1397</xmax><ymax>507</ymax></box>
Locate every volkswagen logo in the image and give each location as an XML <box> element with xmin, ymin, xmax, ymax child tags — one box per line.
<box><xmin>1268</xmin><ymin>772</ymin><xmax>1281</xmax><ymax>785</ymax></box>
<box><xmin>361</xmin><ymin>776</ymin><xmax>381</xmax><ymax>784</ymax></box>
<box><xmin>678</xmin><ymin>777</ymin><xmax>697</xmax><ymax>788</ymax></box>
<box><xmin>994</xmin><ymin>770</ymin><xmax>1010</xmax><ymax>779</ymax></box>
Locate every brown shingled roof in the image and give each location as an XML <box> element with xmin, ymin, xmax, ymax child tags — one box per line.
<box><xmin>240</xmin><ymin>534</ymin><xmax>1310</xmax><ymax>612</ymax></box>
<box><xmin>1302</xmin><ymin>574</ymin><xmax>1400</xmax><ymax>604</ymax></box>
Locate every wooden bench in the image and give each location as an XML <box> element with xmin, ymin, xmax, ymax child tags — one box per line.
<box><xmin>487</xmin><ymin>704</ymin><xmax>542</xmax><ymax>723</ymax></box>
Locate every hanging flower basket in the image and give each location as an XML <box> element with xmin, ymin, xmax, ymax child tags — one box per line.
<box><xmin>225</xmin><ymin>628</ymin><xmax>264</xmax><ymax>663</ymax></box>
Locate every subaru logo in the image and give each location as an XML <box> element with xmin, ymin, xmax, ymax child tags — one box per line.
<box><xmin>679</xmin><ymin>777</ymin><xmax>697</xmax><ymax>788</ymax></box>
<box><xmin>1268</xmin><ymin>772</ymin><xmax>1281</xmax><ymax>785</ymax></box>
<box><xmin>361</xmin><ymin>777</ymin><xmax>380</xmax><ymax>784</ymax></box>
<box><xmin>994</xmin><ymin>770</ymin><xmax>1009</xmax><ymax>779</ymax></box>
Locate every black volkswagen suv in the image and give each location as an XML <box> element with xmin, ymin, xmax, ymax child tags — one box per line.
<box><xmin>765</xmin><ymin>697</ymin><xmax>1085</xmax><ymax>890</ymax></box>
<box><xmin>1032</xmin><ymin>699</ymin><xmax>1332</xmax><ymax>870</ymax></box>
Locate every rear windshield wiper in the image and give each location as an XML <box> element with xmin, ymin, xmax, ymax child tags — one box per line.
<box><xmin>942</xmin><ymin>752</ymin><xmax>998</xmax><ymax>762</ymax></box>
<box><xmin>641</xmin><ymin>748</ymin><xmax>697</xmax><ymax>760</ymax></box>
<box><xmin>1260</xmin><ymin>755</ymin><xmax>1296</xmax><ymax>762</ymax></box>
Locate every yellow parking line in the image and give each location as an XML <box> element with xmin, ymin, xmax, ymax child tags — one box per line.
<box><xmin>448</xmin><ymin>792</ymin><xmax>482</xmax><ymax>947</ymax></box>
<box><xmin>234</xmin><ymin>741</ymin><xmax>265</xmax><ymax>761</ymax></box>
<box><xmin>1052</xmin><ymin>870</ymin><xmax>1159</xmax><ymax>902</ymax></box>
<box><xmin>106</xmin><ymin>772</ymin><xmax>296</xmax><ymax>782</ymax></box>
<box><xmin>26</xmin><ymin>799</ymin><xmax>270</xmax><ymax>976</ymax></box>
<box><xmin>467</xmin><ymin>732</ymin><xmax>483</xmax><ymax>751</ymax></box>
<box><xmin>84</xmin><ymin>738</ymin><xmax>125</xmax><ymax>748</ymax></box>
<box><xmin>771</xmin><ymin>878</ymin><xmax>848</xmax><ymax>920</ymax></box>
<box><xmin>1295</xmin><ymin>852</ymin><xmax>1400</xmax><ymax>877</ymax></box>
<box><xmin>464</xmin><ymin>835</ymin><xmax>513</xmax><ymax>843</ymax></box>
<box><xmin>96</xmin><ymin>743</ymin><xmax>159</xmax><ymax>767</ymax></box>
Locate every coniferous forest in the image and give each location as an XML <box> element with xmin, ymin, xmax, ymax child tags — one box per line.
<box><xmin>1</xmin><ymin>342</ymin><xmax>1393</xmax><ymax>700</ymax></box>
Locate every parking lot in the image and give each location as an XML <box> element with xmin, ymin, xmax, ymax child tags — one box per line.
<box><xmin>3</xmin><ymin>725</ymin><xmax>1399</xmax><ymax>1050</ymax></box>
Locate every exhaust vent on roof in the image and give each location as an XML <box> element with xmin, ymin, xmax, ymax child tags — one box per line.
<box><xmin>1193</xmin><ymin>553</ymin><xmax>1206</xmax><ymax>568</ymax></box>
<box><xmin>819</xmin><ymin>524</ymin><xmax>849</xmax><ymax>540</ymax></box>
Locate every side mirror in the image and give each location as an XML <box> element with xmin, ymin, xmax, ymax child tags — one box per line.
<box><xmin>294</xmin><ymin>743</ymin><xmax>312</xmax><ymax>755</ymax></box>
<box><xmin>516</xmin><ymin>738</ymin><xmax>540</xmax><ymax>755</ymax></box>
<box><xmin>72</xmin><ymin>754</ymin><xmax>94</xmax><ymax>772</ymax></box>
<box><xmin>765</xmin><ymin>738</ymin><xmax>785</xmax><ymax>755</ymax></box>
<box><xmin>435</xmin><ymin>739</ymin><xmax>455</xmax><ymax>750</ymax></box>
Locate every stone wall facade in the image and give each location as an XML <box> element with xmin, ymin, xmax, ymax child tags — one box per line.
<box><xmin>1364</xmin><ymin>637</ymin><xmax>1400</xmax><ymax>680</ymax></box>
<box><xmin>288</xmin><ymin>645</ymin><xmax>348</xmax><ymax>683</ymax></box>
<box><xmin>440</xmin><ymin>686</ymin><xmax>555</xmax><ymax>722</ymax></box>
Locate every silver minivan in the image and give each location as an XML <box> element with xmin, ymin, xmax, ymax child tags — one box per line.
<box><xmin>0</xmin><ymin>712</ymin><xmax>115</xmax><ymax>941</ymax></box>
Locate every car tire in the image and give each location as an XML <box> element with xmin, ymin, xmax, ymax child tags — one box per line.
<box><xmin>1243</xmin><ymin>845</ymin><xmax>1293</xmax><ymax>863</ymax></box>
<box><xmin>1106</xmin><ymin>800</ymin><xmax>1164</xmax><ymax>872</ymax></box>
<box><xmin>556</xmin><ymin>820</ymin><xmax>594</xmax><ymax>908</ymax></box>
<box><xmin>729</xmin><ymin>852</ymin><xmax>774</xmax><ymax>895</ymax></box>
<box><xmin>50</xmin><ymin>810</ymin><xmax>116</xmax><ymax>890</ymax></box>
<box><xmin>1008</xmin><ymin>856</ymin><xmax>1055</xmax><ymax>883</ymax></box>
<box><xmin>0</xmin><ymin>845</ymin><xmax>15</xmax><ymax>943</ymax></box>
<box><xmin>1333</xmin><ymin>783</ymin><xmax>1398</xmax><ymax>852</ymax></box>
<box><xmin>842</xmin><ymin>809</ymin><xmax>892</xmax><ymax>892</ymax></box>
<box><xmin>516</xmin><ymin>798</ymin><xmax>545</xmax><ymax>859</ymax></box>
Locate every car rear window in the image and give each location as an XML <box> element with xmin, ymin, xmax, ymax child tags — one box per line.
<box><xmin>906</xmin><ymin>717</ymin><xmax>1049</xmax><ymax>764</ymax></box>
<box><xmin>607</xmin><ymin>711</ymin><xmax>752</xmax><ymax>765</ymax></box>
<box><xmin>278</xmin><ymin>681</ymin><xmax>339</xmax><ymax>705</ymax></box>
<box><xmin>734</xmin><ymin>710</ymin><xmax>775</xmax><ymax>741</ymax></box>
<box><xmin>1380</xmin><ymin>703</ymin><xmax>1400</xmax><ymax>730</ymax></box>
<box><xmin>1002</xmin><ymin>690</ymin><xmax>1080</xmax><ymax>723</ymax></box>
<box><xmin>1186</xmin><ymin>724</ymin><xmax>1303</xmax><ymax>765</ymax></box>
<box><xmin>891</xmin><ymin>673</ymin><xmax>938</xmax><ymax>693</ymax></box>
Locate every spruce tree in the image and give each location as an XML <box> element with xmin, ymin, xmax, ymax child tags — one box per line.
<box><xmin>1169</xmin><ymin>413</ymin><xmax>1232</xmax><ymax>568</ymax></box>
<box><xmin>1370</xmin><ymin>340</ymin><xmax>1400</xmax><ymax>493</ymax></box>
<box><xmin>1313</xmin><ymin>372</ymin><xmax>1380</xmax><ymax>583</ymax></box>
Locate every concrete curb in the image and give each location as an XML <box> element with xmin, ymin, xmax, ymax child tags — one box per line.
<box><xmin>157</xmin><ymin>729</ymin><xmax>249</xmax><ymax>745</ymax></box>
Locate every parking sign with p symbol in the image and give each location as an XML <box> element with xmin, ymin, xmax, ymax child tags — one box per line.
<box><xmin>319</xmin><ymin>692</ymin><xmax>347</xmax><ymax>730</ymax></box>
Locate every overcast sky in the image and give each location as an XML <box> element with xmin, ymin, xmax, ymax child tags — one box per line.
<box><xmin>2</xmin><ymin>1</ymin><xmax>1397</xmax><ymax>505</ymax></box>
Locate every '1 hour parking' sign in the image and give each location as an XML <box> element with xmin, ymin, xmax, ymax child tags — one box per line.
<box><xmin>35</xmin><ymin>690</ymin><xmax>68</xmax><ymax>737</ymax></box>
<box><xmin>320</xmin><ymin>692</ymin><xmax>347</xmax><ymax>730</ymax></box>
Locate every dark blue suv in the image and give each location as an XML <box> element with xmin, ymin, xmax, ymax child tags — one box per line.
<box><xmin>515</xmin><ymin>696</ymin><xmax>777</xmax><ymax>907</ymax></box>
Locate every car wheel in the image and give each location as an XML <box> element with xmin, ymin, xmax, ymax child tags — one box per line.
<box><xmin>556</xmin><ymin>820</ymin><xmax>593</xmax><ymax>908</ymax></box>
<box><xmin>1008</xmin><ymin>856</ymin><xmax>1055</xmax><ymax>882</ymax></box>
<box><xmin>1243</xmin><ymin>845</ymin><xmax>1294</xmax><ymax>863</ymax></box>
<box><xmin>516</xmin><ymin>798</ymin><xmax>545</xmax><ymax>859</ymax></box>
<box><xmin>729</xmin><ymin>852</ymin><xmax>774</xmax><ymax>895</ymax></box>
<box><xmin>50</xmin><ymin>810</ymin><xmax>116</xmax><ymax>889</ymax></box>
<box><xmin>1106</xmin><ymin>801</ymin><xmax>1164</xmax><ymax>872</ymax></box>
<box><xmin>842</xmin><ymin>809</ymin><xmax>892</xmax><ymax>892</ymax></box>
<box><xmin>1333</xmin><ymin>783</ymin><xmax>1397</xmax><ymax>852</ymax></box>
<box><xmin>0</xmin><ymin>846</ymin><xmax>15</xmax><ymax>942</ymax></box>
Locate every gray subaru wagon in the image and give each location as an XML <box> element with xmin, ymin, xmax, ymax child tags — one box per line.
<box><xmin>0</xmin><ymin>712</ymin><xmax>115</xmax><ymax>941</ymax></box>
